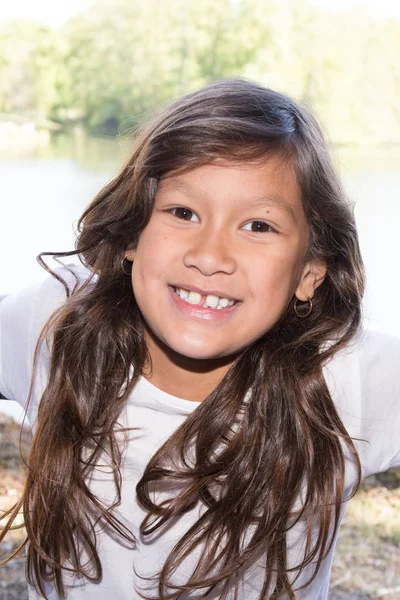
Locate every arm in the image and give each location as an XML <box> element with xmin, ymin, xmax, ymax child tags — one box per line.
<box><xmin>324</xmin><ymin>328</ymin><xmax>400</xmax><ymax>481</ymax></box>
<box><xmin>0</xmin><ymin>295</ymin><xmax>8</xmax><ymax>399</ymax></box>
<box><xmin>358</xmin><ymin>329</ymin><xmax>400</xmax><ymax>472</ymax></box>
<box><xmin>0</xmin><ymin>264</ymin><xmax>90</xmax><ymax>410</ymax></box>
<box><xmin>0</xmin><ymin>284</ymin><xmax>39</xmax><ymax>405</ymax></box>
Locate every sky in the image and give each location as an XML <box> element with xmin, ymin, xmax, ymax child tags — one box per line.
<box><xmin>0</xmin><ymin>0</ymin><xmax>97</xmax><ymax>26</ymax></box>
<box><xmin>309</xmin><ymin>0</ymin><xmax>400</xmax><ymax>17</ymax></box>
<box><xmin>0</xmin><ymin>0</ymin><xmax>399</xmax><ymax>26</ymax></box>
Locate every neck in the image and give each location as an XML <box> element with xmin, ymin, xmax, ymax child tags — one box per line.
<box><xmin>143</xmin><ymin>328</ymin><xmax>236</xmax><ymax>402</ymax></box>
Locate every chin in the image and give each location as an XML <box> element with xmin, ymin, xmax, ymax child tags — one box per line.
<box><xmin>165</xmin><ymin>336</ymin><xmax>232</xmax><ymax>361</ymax></box>
<box><xmin>173</xmin><ymin>344</ymin><xmax>225</xmax><ymax>361</ymax></box>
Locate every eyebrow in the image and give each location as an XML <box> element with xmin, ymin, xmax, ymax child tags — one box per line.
<box><xmin>246</xmin><ymin>196</ymin><xmax>296</xmax><ymax>221</ymax></box>
<box><xmin>158</xmin><ymin>179</ymin><xmax>296</xmax><ymax>221</ymax></box>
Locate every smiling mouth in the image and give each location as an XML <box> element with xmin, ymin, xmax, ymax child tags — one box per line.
<box><xmin>172</xmin><ymin>286</ymin><xmax>238</xmax><ymax>310</ymax></box>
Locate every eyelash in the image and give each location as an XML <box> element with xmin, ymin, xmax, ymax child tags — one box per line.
<box><xmin>169</xmin><ymin>207</ymin><xmax>278</xmax><ymax>234</ymax></box>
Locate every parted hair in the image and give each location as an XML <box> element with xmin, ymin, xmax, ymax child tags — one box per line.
<box><xmin>1</xmin><ymin>78</ymin><xmax>365</xmax><ymax>599</ymax></box>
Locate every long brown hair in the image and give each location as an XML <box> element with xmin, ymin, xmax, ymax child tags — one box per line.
<box><xmin>1</xmin><ymin>79</ymin><xmax>365</xmax><ymax>599</ymax></box>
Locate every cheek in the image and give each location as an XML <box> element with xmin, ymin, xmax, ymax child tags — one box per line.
<box><xmin>252</xmin><ymin>254</ymin><xmax>300</xmax><ymax>297</ymax></box>
<box><xmin>131</xmin><ymin>231</ymin><xmax>174</xmax><ymax>294</ymax></box>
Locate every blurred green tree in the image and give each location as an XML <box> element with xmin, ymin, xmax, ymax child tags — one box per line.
<box><xmin>0</xmin><ymin>20</ymin><xmax>66</xmax><ymax>124</ymax></box>
<box><xmin>0</xmin><ymin>0</ymin><xmax>399</xmax><ymax>143</ymax></box>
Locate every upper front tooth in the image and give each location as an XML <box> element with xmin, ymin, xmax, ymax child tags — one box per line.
<box><xmin>187</xmin><ymin>291</ymin><xmax>202</xmax><ymax>305</ymax></box>
<box><xmin>205</xmin><ymin>294</ymin><xmax>219</xmax><ymax>308</ymax></box>
<box><xmin>178</xmin><ymin>288</ymin><xmax>189</xmax><ymax>299</ymax></box>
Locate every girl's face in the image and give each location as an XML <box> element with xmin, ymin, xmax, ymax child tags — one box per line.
<box><xmin>126</xmin><ymin>157</ymin><xmax>325</xmax><ymax>363</ymax></box>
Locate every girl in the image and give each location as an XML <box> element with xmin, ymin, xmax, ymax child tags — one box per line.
<box><xmin>0</xmin><ymin>78</ymin><xmax>399</xmax><ymax>600</ymax></box>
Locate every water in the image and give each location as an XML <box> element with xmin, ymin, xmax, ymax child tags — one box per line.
<box><xmin>1</xmin><ymin>134</ymin><xmax>400</xmax><ymax>420</ymax></box>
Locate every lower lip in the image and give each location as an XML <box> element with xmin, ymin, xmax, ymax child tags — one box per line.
<box><xmin>168</xmin><ymin>286</ymin><xmax>241</xmax><ymax>321</ymax></box>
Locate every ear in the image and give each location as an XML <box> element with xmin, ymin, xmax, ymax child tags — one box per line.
<box><xmin>295</xmin><ymin>259</ymin><xmax>327</xmax><ymax>301</ymax></box>
<box><xmin>125</xmin><ymin>248</ymin><xmax>136</xmax><ymax>262</ymax></box>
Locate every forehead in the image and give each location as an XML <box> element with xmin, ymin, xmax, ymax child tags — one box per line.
<box><xmin>157</xmin><ymin>156</ymin><xmax>304</xmax><ymax>219</ymax></box>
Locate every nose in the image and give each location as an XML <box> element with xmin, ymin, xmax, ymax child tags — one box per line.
<box><xmin>183</xmin><ymin>227</ymin><xmax>237</xmax><ymax>276</ymax></box>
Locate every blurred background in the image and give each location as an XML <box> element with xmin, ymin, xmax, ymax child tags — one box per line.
<box><xmin>0</xmin><ymin>1</ymin><xmax>399</xmax><ymax>598</ymax></box>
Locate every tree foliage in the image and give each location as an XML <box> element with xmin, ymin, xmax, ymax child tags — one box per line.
<box><xmin>0</xmin><ymin>0</ymin><xmax>399</xmax><ymax>143</ymax></box>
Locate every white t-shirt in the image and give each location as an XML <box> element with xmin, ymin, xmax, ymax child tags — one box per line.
<box><xmin>0</xmin><ymin>265</ymin><xmax>399</xmax><ymax>600</ymax></box>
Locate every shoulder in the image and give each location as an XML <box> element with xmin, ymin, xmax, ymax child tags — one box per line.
<box><xmin>0</xmin><ymin>262</ymin><xmax>92</xmax><ymax>350</ymax></box>
<box><xmin>325</xmin><ymin>328</ymin><xmax>400</xmax><ymax>404</ymax></box>
<box><xmin>324</xmin><ymin>328</ymin><xmax>400</xmax><ymax>475</ymax></box>
<box><xmin>0</xmin><ymin>262</ymin><xmax>93</xmax><ymax>408</ymax></box>
<box><xmin>325</xmin><ymin>327</ymin><xmax>400</xmax><ymax>380</ymax></box>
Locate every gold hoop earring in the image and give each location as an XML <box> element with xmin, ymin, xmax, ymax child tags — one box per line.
<box><xmin>294</xmin><ymin>296</ymin><xmax>313</xmax><ymax>318</ymax></box>
<box><xmin>121</xmin><ymin>257</ymin><xmax>132</xmax><ymax>276</ymax></box>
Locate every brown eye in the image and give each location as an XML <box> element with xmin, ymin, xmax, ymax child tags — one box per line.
<box><xmin>171</xmin><ymin>207</ymin><xmax>199</xmax><ymax>222</ymax></box>
<box><xmin>243</xmin><ymin>221</ymin><xmax>276</xmax><ymax>233</ymax></box>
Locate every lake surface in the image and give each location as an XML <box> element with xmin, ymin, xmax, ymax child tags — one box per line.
<box><xmin>1</xmin><ymin>134</ymin><xmax>400</xmax><ymax>419</ymax></box>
